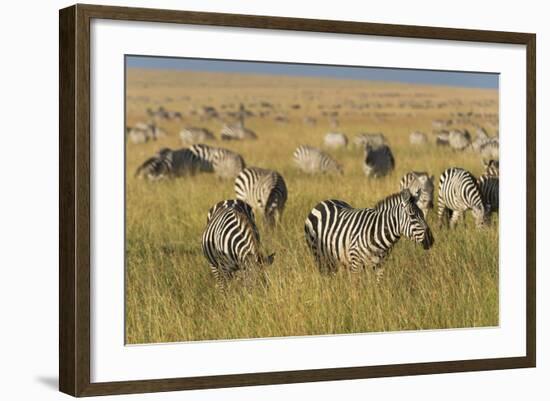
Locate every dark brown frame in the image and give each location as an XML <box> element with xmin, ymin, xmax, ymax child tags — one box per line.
<box><xmin>59</xmin><ymin>3</ymin><xmax>536</xmax><ymax>397</ymax></box>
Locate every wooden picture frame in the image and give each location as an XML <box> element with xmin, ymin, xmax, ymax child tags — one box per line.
<box><xmin>59</xmin><ymin>3</ymin><xmax>536</xmax><ymax>397</ymax></box>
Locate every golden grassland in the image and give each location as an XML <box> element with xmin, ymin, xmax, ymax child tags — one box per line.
<box><xmin>125</xmin><ymin>68</ymin><xmax>499</xmax><ymax>344</ymax></box>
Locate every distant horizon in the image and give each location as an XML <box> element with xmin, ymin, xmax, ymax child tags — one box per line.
<box><xmin>126</xmin><ymin>55</ymin><xmax>499</xmax><ymax>90</ymax></box>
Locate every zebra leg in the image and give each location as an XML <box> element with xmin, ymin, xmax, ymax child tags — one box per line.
<box><xmin>210</xmin><ymin>266</ymin><xmax>229</xmax><ymax>290</ymax></box>
<box><xmin>437</xmin><ymin>204</ymin><xmax>451</xmax><ymax>227</ymax></box>
<box><xmin>349</xmin><ymin>253</ymin><xmax>364</xmax><ymax>274</ymax></box>
<box><xmin>450</xmin><ymin>210</ymin><xmax>463</xmax><ymax>228</ymax></box>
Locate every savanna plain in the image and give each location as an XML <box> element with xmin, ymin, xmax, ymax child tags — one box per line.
<box><xmin>125</xmin><ymin>69</ymin><xmax>499</xmax><ymax>344</ymax></box>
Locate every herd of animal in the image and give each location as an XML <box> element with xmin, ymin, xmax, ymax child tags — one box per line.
<box><xmin>130</xmin><ymin>104</ymin><xmax>499</xmax><ymax>289</ymax></box>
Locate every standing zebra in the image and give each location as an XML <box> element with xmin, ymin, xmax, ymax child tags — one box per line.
<box><xmin>304</xmin><ymin>190</ymin><xmax>434</xmax><ymax>280</ymax></box>
<box><xmin>202</xmin><ymin>199</ymin><xmax>275</xmax><ymax>288</ymax></box>
<box><xmin>399</xmin><ymin>172</ymin><xmax>435</xmax><ymax>218</ymax></box>
<box><xmin>190</xmin><ymin>144</ymin><xmax>246</xmax><ymax>179</ymax></box>
<box><xmin>437</xmin><ymin>167</ymin><xmax>487</xmax><ymax>228</ymax></box>
<box><xmin>293</xmin><ymin>145</ymin><xmax>343</xmax><ymax>175</ymax></box>
<box><xmin>234</xmin><ymin>167</ymin><xmax>288</xmax><ymax>227</ymax></box>
<box><xmin>363</xmin><ymin>144</ymin><xmax>395</xmax><ymax>178</ymax></box>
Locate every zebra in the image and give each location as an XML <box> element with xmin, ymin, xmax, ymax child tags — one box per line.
<box><xmin>363</xmin><ymin>144</ymin><xmax>395</xmax><ymax>178</ymax></box>
<box><xmin>353</xmin><ymin>133</ymin><xmax>386</xmax><ymax>148</ymax></box>
<box><xmin>324</xmin><ymin>132</ymin><xmax>348</xmax><ymax>149</ymax></box>
<box><xmin>134</xmin><ymin>148</ymin><xmax>206</xmax><ymax>180</ymax></box>
<box><xmin>409</xmin><ymin>131</ymin><xmax>428</xmax><ymax>145</ymax></box>
<box><xmin>293</xmin><ymin>145</ymin><xmax>343</xmax><ymax>175</ymax></box>
<box><xmin>190</xmin><ymin>144</ymin><xmax>245</xmax><ymax>179</ymax></box>
<box><xmin>202</xmin><ymin>199</ymin><xmax>275</xmax><ymax>288</ymax></box>
<box><xmin>179</xmin><ymin>127</ymin><xmax>216</xmax><ymax>144</ymax></box>
<box><xmin>220</xmin><ymin>123</ymin><xmax>257</xmax><ymax>140</ymax></box>
<box><xmin>304</xmin><ymin>189</ymin><xmax>434</xmax><ymax>281</ymax></box>
<box><xmin>448</xmin><ymin>129</ymin><xmax>472</xmax><ymax>151</ymax></box>
<box><xmin>437</xmin><ymin>167</ymin><xmax>488</xmax><ymax>228</ymax></box>
<box><xmin>399</xmin><ymin>172</ymin><xmax>435</xmax><ymax>218</ymax></box>
<box><xmin>234</xmin><ymin>167</ymin><xmax>288</xmax><ymax>227</ymax></box>
<box><xmin>127</xmin><ymin>122</ymin><xmax>164</xmax><ymax>144</ymax></box>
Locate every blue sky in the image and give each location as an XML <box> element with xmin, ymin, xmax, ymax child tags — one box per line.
<box><xmin>126</xmin><ymin>55</ymin><xmax>499</xmax><ymax>89</ymax></box>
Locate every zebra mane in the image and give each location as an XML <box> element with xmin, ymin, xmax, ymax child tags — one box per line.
<box><xmin>374</xmin><ymin>189</ymin><xmax>416</xmax><ymax>211</ymax></box>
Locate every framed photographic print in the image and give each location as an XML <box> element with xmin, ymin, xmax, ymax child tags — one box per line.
<box><xmin>59</xmin><ymin>3</ymin><xmax>536</xmax><ymax>397</ymax></box>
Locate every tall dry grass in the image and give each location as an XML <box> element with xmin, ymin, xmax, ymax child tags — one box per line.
<box><xmin>125</xmin><ymin>69</ymin><xmax>498</xmax><ymax>344</ymax></box>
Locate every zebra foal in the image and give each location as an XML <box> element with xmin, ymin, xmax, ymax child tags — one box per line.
<box><xmin>202</xmin><ymin>199</ymin><xmax>275</xmax><ymax>288</ymax></box>
<box><xmin>234</xmin><ymin>167</ymin><xmax>288</xmax><ymax>227</ymax></box>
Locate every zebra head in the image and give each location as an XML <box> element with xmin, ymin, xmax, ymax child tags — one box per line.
<box><xmin>399</xmin><ymin>189</ymin><xmax>434</xmax><ymax>250</ymax></box>
<box><xmin>471</xmin><ymin>203</ymin><xmax>489</xmax><ymax>228</ymax></box>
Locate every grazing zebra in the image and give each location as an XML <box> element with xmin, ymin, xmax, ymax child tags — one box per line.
<box><xmin>135</xmin><ymin>148</ymin><xmax>206</xmax><ymax>180</ymax></box>
<box><xmin>190</xmin><ymin>144</ymin><xmax>245</xmax><ymax>179</ymax></box>
<box><xmin>448</xmin><ymin>129</ymin><xmax>472</xmax><ymax>151</ymax></box>
<box><xmin>127</xmin><ymin>122</ymin><xmax>164</xmax><ymax>144</ymax></box>
<box><xmin>293</xmin><ymin>145</ymin><xmax>343</xmax><ymax>175</ymax></box>
<box><xmin>363</xmin><ymin>144</ymin><xmax>395</xmax><ymax>178</ymax></box>
<box><xmin>202</xmin><ymin>199</ymin><xmax>274</xmax><ymax>287</ymax></box>
<box><xmin>180</xmin><ymin>127</ymin><xmax>216</xmax><ymax>144</ymax></box>
<box><xmin>409</xmin><ymin>131</ymin><xmax>428</xmax><ymax>145</ymax></box>
<box><xmin>220</xmin><ymin>123</ymin><xmax>257</xmax><ymax>140</ymax></box>
<box><xmin>304</xmin><ymin>189</ymin><xmax>434</xmax><ymax>280</ymax></box>
<box><xmin>435</xmin><ymin>130</ymin><xmax>450</xmax><ymax>147</ymax></box>
<box><xmin>399</xmin><ymin>172</ymin><xmax>435</xmax><ymax>217</ymax></box>
<box><xmin>234</xmin><ymin>167</ymin><xmax>288</xmax><ymax>227</ymax></box>
<box><xmin>437</xmin><ymin>167</ymin><xmax>487</xmax><ymax>228</ymax></box>
<box><xmin>353</xmin><ymin>133</ymin><xmax>386</xmax><ymax>148</ymax></box>
<box><xmin>324</xmin><ymin>132</ymin><xmax>348</xmax><ymax>149</ymax></box>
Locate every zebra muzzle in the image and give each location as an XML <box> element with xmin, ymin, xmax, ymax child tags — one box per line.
<box><xmin>422</xmin><ymin>229</ymin><xmax>434</xmax><ymax>250</ymax></box>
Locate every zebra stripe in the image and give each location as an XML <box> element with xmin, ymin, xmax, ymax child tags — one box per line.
<box><xmin>234</xmin><ymin>167</ymin><xmax>288</xmax><ymax>227</ymax></box>
<box><xmin>293</xmin><ymin>145</ymin><xmax>343</xmax><ymax>175</ymax></box>
<box><xmin>437</xmin><ymin>167</ymin><xmax>487</xmax><ymax>228</ymax></box>
<box><xmin>304</xmin><ymin>190</ymin><xmax>434</xmax><ymax>280</ymax></box>
<box><xmin>134</xmin><ymin>155</ymin><xmax>172</xmax><ymax>180</ymax></box>
<box><xmin>478</xmin><ymin>174</ymin><xmax>499</xmax><ymax>215</ymax></box>
<box><xmin>190</xmin><ymin>144</ymin><xmax>246</xmax><ymax>179</ymax></box>
<box><xmin>202</xmin><ymin>199</ymin><xmax>274</xmax><ymax>287</ymax></box>
<box><xmin>399</xmin><ymin>172</ymin><xmax>435</xmax><ymax>218</ymax></box>
<box><xmin>483</xmin><ymin>159</ymin><xmax>499</xmax><ymax>177</ymax></box>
